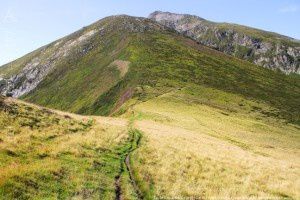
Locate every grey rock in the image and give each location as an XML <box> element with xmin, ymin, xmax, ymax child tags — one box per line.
<box><xmin>0</xmin><ymin>28</ymin><xmax>98</xmax><ymax>97</ymax></box>
<box><xmin>149</xmin><ymin>11</ymin><xmax>300</xmax><ymax>74</ymax></box>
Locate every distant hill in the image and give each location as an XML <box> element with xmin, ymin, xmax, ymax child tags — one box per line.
<box><xmin>149</xmin><ymin>11</ymin><xmax>300</xmax><ymax>74</ymax></box>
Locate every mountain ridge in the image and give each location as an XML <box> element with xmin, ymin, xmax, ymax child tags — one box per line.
<box><xmin>150</xmin><ymin>11</ymin><xmax>298</xmax><ymax>41</ymax></box>
<box><xmin>0</xmin><ymin>12</ymin><xmax>299</xmax><ymax>199</ymax></box>
<box><xmin>0</xmin><ymin>14</ymin><xmax>299</xmax><ymax>125</ymax></box>
<box><xmin>149</xmin><ymin>11</ymin><xmax>300</xmax><ymax>74</ymax></box>
<box><xmin>0</xmin><ymin>15</ymin><xmax>166</xmax><ymax>97</ymax></box>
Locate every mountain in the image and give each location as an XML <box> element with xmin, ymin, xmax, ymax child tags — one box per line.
<box><xmin>0</xmin><ymin>14</ymin><xmax>300</xmax><ymax>199</ymax></box>
<box><xmin>149</xmin><ymin>11</ymin><xmax>300</xmax><ymax>74</ymax></box>
<box><xmin>0</xmin><ymin>15</ymin><xmax>299</xmax><ymax>125</ymax></box>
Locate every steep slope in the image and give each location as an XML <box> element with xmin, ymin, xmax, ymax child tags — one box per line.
<box><xmin>149</xmin><ymin>11</ymin><xmax>300</xmax><ymax>74</ymax></box>
<box><xmin>0</xmin><ymin>15</ymin><xmax>299</xmax><ymax>125</ymax></box>
<box><xmin>0</xmin><ymin>15</ymin><xmax>163</xmax><ymax>98</ymax></box>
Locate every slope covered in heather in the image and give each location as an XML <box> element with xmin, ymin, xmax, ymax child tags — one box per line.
<box><xmin>0</xmin><ymin>15</ymin><xmax>299</xmax><ymax>125</ymax></box>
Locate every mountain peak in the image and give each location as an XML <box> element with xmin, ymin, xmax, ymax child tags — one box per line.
<box><xmin>0</xmin><ymin>14</ymin><xmax>166</xmax><ymax>98</ymax></box>
<box><xmin>149</xmin><ymin>11</ymin><xmax>300</xmax><ymax>74</ymax></box>
<box><xmin>91</xmin><ymin>14</ymin><xmax>166</xmax><ymax>33</ymax></box>
<box><xmin>148</xmin><ymin>11</ymin><xmax>205</xmax><ymax>22</ymax></box>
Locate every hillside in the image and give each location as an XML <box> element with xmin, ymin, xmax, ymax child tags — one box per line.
<box><xmin>0</xmin><ymin>95</ymin><xmax>141</xmax><ymax>199</ymax></box>
<box><xmin>0</xmin><ymin>15</ymin><xmax>299</xmax><ymax>126</ymax></box>
<box><xmin>149</xmin><ymin>11</ymin><xmax>300</xmax><ymax>74</ymax></box>
<box><xmin>0</xmin><ymin>13</ymin><xmax>299</xmax><ymax>199</ymax></box>
<box><xmin>1</xmin><ymin>89</ymin><xmax>299</xmax><ymax>199</ymax></box>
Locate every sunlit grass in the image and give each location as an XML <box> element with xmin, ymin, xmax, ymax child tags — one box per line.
<box><xmin>127</xmin><ymin>85</ymin><xmax>300</xmax><ymax>199</ymax></box>
<box><xmin>0</xmin><ymin>97</ymin><xmax>134</xmax><ymax>199</ymax></box>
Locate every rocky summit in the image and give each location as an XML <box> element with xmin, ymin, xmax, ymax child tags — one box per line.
<box><xmin>149</xmin><ymin>11</ymin><xmax>300</xmax><ymax>74</ymax></box>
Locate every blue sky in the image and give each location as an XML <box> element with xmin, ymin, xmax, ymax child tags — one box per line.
<box><xmin>1</xmin><ymin>0</ymin><xmax>300</xmax><ymax>66</ymax></box>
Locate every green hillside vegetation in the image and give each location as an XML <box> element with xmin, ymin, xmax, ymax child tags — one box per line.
<box><xmin>1</xmin><ymin>16</ymin><xmax>295</xmax><ymax>125</ymax></box>
<box><xmin>1</xmin><ymin>82</ymin><xmax>299</xmax><ymax>199</ymax></box>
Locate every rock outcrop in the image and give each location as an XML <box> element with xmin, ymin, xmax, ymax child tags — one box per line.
<box><xmin>0</xmin><ymin>15</ymin><xmax>165</xmax><ymax>98</ymax></box>
<box><xmin>149</xmin><ymin>11</ymin><xmax>300</xmax><ymax>74</ymax></box>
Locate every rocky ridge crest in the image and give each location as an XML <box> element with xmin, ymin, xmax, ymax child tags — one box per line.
<box><xmin>149</xmin><ymin>11</ymin><xmax>300</xmax><ymax>74</ymax></box>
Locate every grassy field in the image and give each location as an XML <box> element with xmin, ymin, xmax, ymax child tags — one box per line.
<box><xmin>0</xmin><ymin>96</ymin><xmax>140</xmax><ymax>199</ymax></box>
<box><xmin>1</xmin><ymin>86</ymin><xmax>299</xmax><ymax>199</ymax></box>
<box><xmin>122</xmin><ymin>84</ymin><xmax>300</xmax><ymax>199</ymax></box>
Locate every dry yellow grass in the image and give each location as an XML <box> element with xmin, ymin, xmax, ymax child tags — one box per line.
<box><xmin>0</xmin><ymin>97</ymin><xmax>133</xmax><ymax>199</ymax></box>
<box><xmin>1</xmin><ymin>91</ymin><xmax>299</xmax><ymax>199</ymax></box>
<box><xmin>128</xmin><ymin>91</ymin><xmax>300</xmax><ymax>199</ymax></box>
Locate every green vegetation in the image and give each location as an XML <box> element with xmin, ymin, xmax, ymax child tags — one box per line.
<box><xmin>124</xmin><ymin>32</ymin><xmax>299</xmax><ymax>124</ymax></box>
<box><xmin>126</xmin><ymin>84</ymin><xmax>300</xmax><ymax>199</ymax></box>
<box><xmin>6</xmin><ymin>16</ymin><xmax>296</xmax><ymax>126</ymax></box>
<box><xmin>0</xmin><ymin>96</ymin><xmax>140</xmax><ymax>199</ymax></box>
<box><xmin>0</xmin><ymin>15</ymin><xmax>299</xmax><ymax>199</ymax></box>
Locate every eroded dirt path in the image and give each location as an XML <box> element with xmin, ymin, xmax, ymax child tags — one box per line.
<box><xmin>125</xmin><ymin>129</ymin><xmax>143</xmax><ymax>199</ymax></box>
<box><xmin>115</xmin><ymin>129</ymin><xmax>143</xmax><ymax>200</ymax></box>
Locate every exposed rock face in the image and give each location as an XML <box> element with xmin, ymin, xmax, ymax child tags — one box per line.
<box><xmin>0</xmin><ymin>15</ymin><xmax>165</xmax><ymax>98</ymax></box>
<box><xmin>149</xmin><ymin>11</ymin><xmax>300</xmax><ymax>74</ymax></box>
<box><xmin>0</xmin><ymin>29</ymin><xmax>98</xmax><ymax>98</ymax></box>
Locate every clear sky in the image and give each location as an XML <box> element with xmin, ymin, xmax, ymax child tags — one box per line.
<box><xmin>1</xmin><ymin>0</ymin><xmax>299</xmax><ymax>66</ymax></box>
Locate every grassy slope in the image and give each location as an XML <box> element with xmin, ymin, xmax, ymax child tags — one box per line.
<box><xmin>19</xmin><ymin>16</ymin><xmax>145</xmax><ymax>114</ymax></box>
<box><xmin>0</xmin><ymin>16</ymin><xmax>297</xmax><ymax>124</ymax></box>
<box><xmin>115</xmin><ymin>32</ymin><xmax>299</xmax><ymax>124</ymax></box>
<box><xmin>0</xmin><ymin>96</ymin><xmax>138</xmax><ymax>199</ymax></box>
<box><xmin>16</xmin><ymin>17</ymin><xmax>299</xmax><ymax>126</ymax></box>
<box><xmin>124</xmin><ymin>84</ymin><xmax>300</xmax><ymax>199</ymax></box>
<box><xmin>0</xmin><ymin>16</ymin><xmax>299</xmax><ymax>199</ymax></box>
